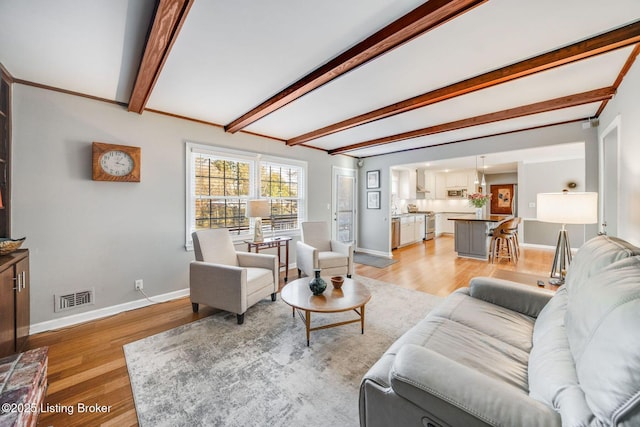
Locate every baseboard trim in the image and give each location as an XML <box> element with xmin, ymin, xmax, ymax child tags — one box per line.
<box><xmin>355</xmin><ymin>247</ymin><xmax>392</xmax><ymax>259</ymax></box>
<box><xmin>30</xmin><ymin>288</ymin><xmax>190</xmax><ymax>334</ymax></box>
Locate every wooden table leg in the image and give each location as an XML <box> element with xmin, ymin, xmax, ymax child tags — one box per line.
<box><xmin>360</xmin><ymin>304</ymin><xmax>366</xmax><ymax>334</ymax></box>
<box><xmin>284</xmin><ymin>240</ymin><xmax>289</xmax><ymax>282</ymax></box>
<box><xmin>305</xmin><ymin>310</ymin><xmax>311</xmax><ymax>346</ymax></box>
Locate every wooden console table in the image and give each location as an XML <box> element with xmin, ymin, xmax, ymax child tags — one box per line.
<box><xmin>245</xmin><ymin>236</ymin><xmax>291</xmax><ymax>283</ymax></box>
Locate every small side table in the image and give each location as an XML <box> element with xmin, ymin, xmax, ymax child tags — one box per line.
<box><xmin>245</xmin><ymin>236</ymin><xmax>291</xmax><ymax>283</ymax></box>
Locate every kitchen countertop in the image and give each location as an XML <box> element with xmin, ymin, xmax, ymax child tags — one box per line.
<box><xmin>391</xmin><ymin>213</ymin><xmax>427</xmax><ymax>218</ymax></box>
<box><xmin>447</xmin><ymin>214</ymin><xmax>508</xmax><ymax>222</ymax></box>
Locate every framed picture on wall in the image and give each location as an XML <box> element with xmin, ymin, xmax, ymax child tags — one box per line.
<box><xmin>367</xmin><ymin>191</ymin><xmax>381</xmax><ymax>209</ymax></box>
<box><xmin>366</xmin><ymin>170</ymin><xmax>380</xmax><ymax>189</ymax></box>
<box><xmin>490</xmin><ymin>184</ymin><xmax>515</xmax><ymax>214</ymax></box>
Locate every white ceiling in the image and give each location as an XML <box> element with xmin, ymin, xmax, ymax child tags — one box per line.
<box><xmin>394</xmin><ymin>142</ymin><xmax>586</xmax><ymax>175</ymax></box>
<box><xmin>1</xmin><ymin>0</ymin><xmax>639</xmax><ymax>158</ymax></box>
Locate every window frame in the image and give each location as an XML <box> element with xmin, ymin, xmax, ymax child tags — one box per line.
<box><xmin>185</xmin><ymin>142</ymin><xmax>307</xmax><ymax>250</ymax></box>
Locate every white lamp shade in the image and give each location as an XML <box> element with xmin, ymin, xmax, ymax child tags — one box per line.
<box><xmin>246</xmin><ymin>199</ymin><xmax>270</xmax><ymax>218</ymax></box>
<box><xmin>537</xmin><ymin>192</ymin><xmax>598</xmax><ymax>224</ymax></box>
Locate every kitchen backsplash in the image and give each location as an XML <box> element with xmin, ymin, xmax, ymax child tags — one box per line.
<box><xmin>395</xmin><ymin>198</ymin><xmax>475</xmax><ymax>213</ymax></box>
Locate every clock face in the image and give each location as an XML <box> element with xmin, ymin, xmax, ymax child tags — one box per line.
<box><xmin>100</xmin><ymin>150</ymin><xmax>135</xmax><ymax>176</ymax></box>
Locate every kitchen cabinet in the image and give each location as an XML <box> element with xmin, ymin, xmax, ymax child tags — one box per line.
<box><xmin>420</xmin><ymin>170</ymin><xmax>435</xmax><ymax>200</ymax></box>
<box><xmin>435</xmin><ymin>213</ymin><xmax>443</xmax><ymax>237</ymax></box>
<box><xmin>391</xmin><ymin>170</ymin><xmax>399</xmax><ymax>196</ymax></box>
<box><xmin>414</xmin><ymin>215</ymin><xmax>425</xmax><ymax>241</ymax></box>
<box><xmin>400</xmin><ymin>215</ymin><xmax>414</xmax><ymax>246</ymax></box>
<box><xmin>450</xmin><ymin>216</ymin><xmax>503</xmax><ymax>259</ymax></box>
<box><xmin>445</xmin><ymin>172</ymin><xmax>468</xmax><ymax>188</ymax></box>
<box><xmin>396</xmin><ymin>169</ymin><xmax>417</xmax><ymax>200</ymax></box>
<box><xmin>395</xmin><ymin>214</ymin><xmax>425</xmax><ymax>247</ymax></box>
<box><xmin>440</xmin><ymin>213</ymin><xmax>456</xmax><ymax>234</ymax></box>
<box><xmin>0</xmin><ymin>250</ymin><xmax>30</xmax><ymax>358</ymax></box>
<box><xmin>435</xmin><ymin>173</ymin><xmax>447</xmax><ymax>199</ymax></box>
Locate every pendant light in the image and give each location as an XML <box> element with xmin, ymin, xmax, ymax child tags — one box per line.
<box><xmin>474</xmin><ymin>156</ymin><xmax>479</xmax><ymax>185</ymax></box>
<box><xmin>481</xmin><ymin>156</ymin><xmax>486</xmax><ymax>187</ymax></box>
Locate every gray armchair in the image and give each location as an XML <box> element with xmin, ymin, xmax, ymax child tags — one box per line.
<box><xmin>190</xmin><ymin>229</ymin><xmax>278</xmax><ymax>324</ymax></box>
<box><xmin>296</xmin><ymin>221</ymin><xmax>353</xmax><ymax>278</ymax></box>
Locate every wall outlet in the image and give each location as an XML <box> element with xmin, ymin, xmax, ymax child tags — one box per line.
<box><xmin>135</xmin><ymin>279</ymin><xmax>143</xmax><ymax>291</ymax></box>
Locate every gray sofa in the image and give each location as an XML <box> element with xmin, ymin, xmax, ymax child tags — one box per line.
<box><xmin>359</xmin><ymin>235</ymin><xmax>640</xmax><ymax>427</ymax></box>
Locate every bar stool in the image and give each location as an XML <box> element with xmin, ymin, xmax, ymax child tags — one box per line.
<box><xmin>489</xmin><ymin>217</ymin><xmax>520</xmax><ymax>264</ymax></box>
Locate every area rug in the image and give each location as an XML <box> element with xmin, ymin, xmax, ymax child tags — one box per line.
<box><xmin>353</xmin><ymin>252</ymin><xmax>397</xmax><ymax>268</ymax></box>
<box><xmin>123</xmin><ymin>276</ymin><xmax>442</xmax><ymax>427</ymax></box>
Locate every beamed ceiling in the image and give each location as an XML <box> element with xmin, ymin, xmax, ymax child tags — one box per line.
<box><xmin>1</xmin><ymin>0</ymin><xmax>639</xmax><ymax>158</ymax></box>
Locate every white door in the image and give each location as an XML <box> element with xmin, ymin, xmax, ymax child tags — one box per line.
<box><xmin>600</xmin><ymin>117</ymin><xmax>620</xmax><ymax>236</ymax></box>
<box><xmin>332</xmin><ymin>167</ymin><xmax>356</xmax><ymax>243</ymax></box>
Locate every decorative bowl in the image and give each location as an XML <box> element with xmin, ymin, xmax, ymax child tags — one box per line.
<box><xmin>330</xmin><ymin>276</ymin><xmax>344</xmax><ymax>289</ymax></box>
<box><xmin>0</xmin><ymin>237</ymin><xmax>26</xmax><ymax>255</ymax></box>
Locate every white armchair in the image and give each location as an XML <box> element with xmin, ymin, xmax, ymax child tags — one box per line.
<box><xmin>190</xmin><ymin>229</ymin><xmax>278</xmax><ymax>324</ymax></box>
<box><xmin>296</xmin><ymin>221</ymin><xmax>353</xmax><ymax>278</ymax></box>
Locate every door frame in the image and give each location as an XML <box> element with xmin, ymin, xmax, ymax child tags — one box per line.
<box><xmin>331</xmin><ymin>166</ymin><xmax>357</xmax><ymax>243</ymax></box>
<box><xmin>598</xmin><ymin>115</ymin><xmax>621</xmax><ymax>236</ymax></box>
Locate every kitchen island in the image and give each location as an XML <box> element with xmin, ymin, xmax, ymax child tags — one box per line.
<box><xmin>448</xmin><ymin>215</ymin><xmax>508</xmax><ymax>260</ymax></box>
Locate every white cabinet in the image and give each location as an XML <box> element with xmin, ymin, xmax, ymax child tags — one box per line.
<box><xmin>467</xmin><ymin>170</ymin><xmax>479</xmax><ymax>194</ymax></box>
<box><xmin>397</xmin><ymin>169</ymin><xmax>416</xmax><ymax>200</ymax></box>
<box><xmin>435</xmin><ymin>173</ymin><xmax>447</xmax><ymax>199</ymax></box>
<box><xmin>400</xmin><ymin>216</ymin><xmax>415</xmax><ymax>245</ymax></box>
<box><xmin>445</xmin><ymin>173</ymin><xmax>468</xmax><ymax>188</ymax></box>
<box><xmin>435</xmin><ymin>213</ymin><xmax>456</xmax><ymax>234</ymax></box>
<box><xmin>435</xmin><ymin>213</ymin><xmax>444</xmax><ymax>237</ymax></box>
<box><xmin>398</xmin><ymin>214</ymin><xmax>426</xmax><ymax>246</ymax></box>
<box><xmin>414</xmin><ymin>215</ymin><xmax>425</xmax><ymax>241</ymax></box>
<box><xmin>391</xmin><ymin>170</ymin><xmax>399</xmax><ymax>196</ymax></box>
<box><xmin>423</xmin><ymin>171</ymin><xmax>436</xmax><ymax>200</ymax></box>
<box><xmin>408</xmin><ymin>169</ymin><xmax>417</xmax><ymax>200</ymax></box>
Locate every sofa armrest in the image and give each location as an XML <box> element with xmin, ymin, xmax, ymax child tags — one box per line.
<box><xmin>296</xmin><ymin>241</ymin><xmax>318</xmax><ymax>277</ymax></box>
<box><xmin>391</xmin><ymin>344</ymin><xmax>560</xmax><ymax>427</ymax></box>
<box><xmin>469</xmin><ymin>277</ymin><xmax>555</xmax><ymax>318</ymax></box>
<box><xmin>189</xmin><ymin>261</ymin><xmax>247</xmax><ymax>314</ymax></box>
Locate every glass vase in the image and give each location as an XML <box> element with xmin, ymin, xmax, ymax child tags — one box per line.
<box><xmin>475</xmin><ymin>207</ymin><xmax>483</xmax><ymax>218</ymax></box>
<box><xmin>309</xmin><ymin>269</ymin><xmax>326</xmax><ymax>295</ymax></box>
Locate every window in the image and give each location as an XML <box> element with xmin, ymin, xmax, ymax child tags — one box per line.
<box><xmin>186</xmin><ymin>143</ymin><xmax>306</xmax><ymax>248</ymax></box>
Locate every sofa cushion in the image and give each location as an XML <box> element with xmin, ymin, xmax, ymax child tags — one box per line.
<box><xmin>385</xmin><ymin>289</ymin><xmax>534</xmax><ymax>392</ymax></box>
<box><xmin>566</xmin><ymin>256</ymin><xmax>640</xmax><ymax>426</ymax></box>
<box><xmin>318</xmin><ymin>251</ymin><xmax>348</xmax><ymax>269</ymax></box>
<box><xmin>564</xmin><ymin>235</ymin><xmax>639</xmax><ymax>295</ymax></box>
<box><xmin>532</xmin><ymin>286</ymin><xmax>568</xmax><ymax>345</ymax></box>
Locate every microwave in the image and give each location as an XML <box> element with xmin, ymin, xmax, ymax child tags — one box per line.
<box><xmin>447</xmin><ymin>189</ymin><xmax>467</xmax><ymax>198</ymax></box>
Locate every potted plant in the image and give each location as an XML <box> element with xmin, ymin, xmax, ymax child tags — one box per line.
<box><xmin>468</xmin><ymin>193</ymin><xmax>492</xmax><ymax>218</ymax></box>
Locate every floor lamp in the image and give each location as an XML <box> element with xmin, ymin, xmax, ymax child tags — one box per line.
<box><xmin>536</xmin><ymin>192</ymin><xmax>598</xmax><ymax>285</ymax></box>
<box><xmin>246</xmin><ymin>199</ymin><xmax>270</xmax><ymax>242</ymax></box>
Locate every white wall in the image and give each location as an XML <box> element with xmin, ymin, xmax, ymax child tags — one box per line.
<box><xmin>598</xmin><ymin>57</ymin><xmax>640</xmax><ymax>246</ymax></box>
<box><xmin>11</xmin><ymin>84</ymin><xmax>355</xmax><ymax>325</ymax></box>
<box><xmin>518</xmin><ymin>158</ymin><xmax>589</xmax><ymax>247</ymax></box>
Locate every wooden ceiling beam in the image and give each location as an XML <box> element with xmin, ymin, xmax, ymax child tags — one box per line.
<box><xmin>290</xmin><ymin>20</ymin><xmax>640</xmax><ymax>146</ymax></box>
<box><xmin>224</xmin><ymin>0</ymin><xmax>487</xmax><ymax>133</ymax></box>
<box><xmin>328</xmin><ymin>87</ymin><xmax>615</xmax><ymax>155</ymax></box>
<box><xmin>595</xmin><ymin>43</ymin><xmax>640</xmax><ymax>117</ymax></box>
<box><xmin>128</xmin><ymin>0</ymin><xmax>194</xmax><ymax>113</ymax></box>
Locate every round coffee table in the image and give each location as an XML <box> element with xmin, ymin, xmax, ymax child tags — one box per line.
<box><xmin>280</xmin><ymin>276</ymin><xmax>371</xmax><ymax>346</ymax></box>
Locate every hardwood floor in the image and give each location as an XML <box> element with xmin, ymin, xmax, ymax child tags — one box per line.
<box><xmin>26</xmin><ymin>236</ymin><xmax>554</xmax><ymax>426</ymax></box>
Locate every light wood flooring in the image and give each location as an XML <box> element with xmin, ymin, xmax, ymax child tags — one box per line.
<box><xmin>26</xmin><ymin>235</ymin><xmax>554</xmax><ymax>426</ymax></box>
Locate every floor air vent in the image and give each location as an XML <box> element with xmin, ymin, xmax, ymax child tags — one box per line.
<box><xmin>54</xmin><ymin>289</ymin><xmax>95</xmax><ymax>312</ymax></box>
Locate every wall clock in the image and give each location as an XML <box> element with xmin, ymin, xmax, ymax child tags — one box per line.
<box><xmin>92</xmin><ymin>142</ymin><xmax>141</xmax><ymax>182</ymax></box>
